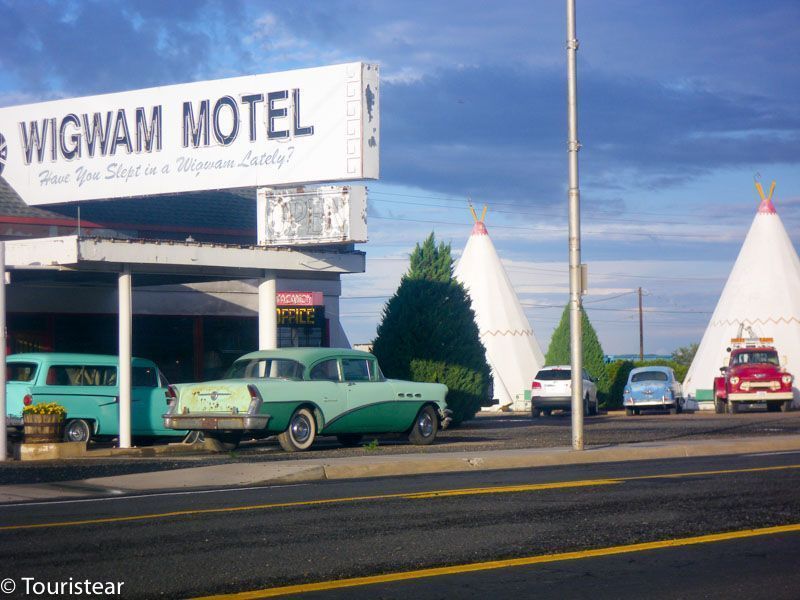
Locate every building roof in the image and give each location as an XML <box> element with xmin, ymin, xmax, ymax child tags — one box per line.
<box><xmin>0</xmin><ymin>177</ymin><xmax>256</xmax><ymax>238</ymax></box>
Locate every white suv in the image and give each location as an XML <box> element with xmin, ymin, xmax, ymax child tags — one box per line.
<box><xmin>531</xmin><ymin>365</ymin><xmax>599</xmax><ymax>417</ymax></box>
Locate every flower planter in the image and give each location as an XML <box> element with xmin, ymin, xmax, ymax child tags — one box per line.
<box><xmin>23</xmin><ymin>413</ymin><xmax>65</xmax><ymax>443</ymax></box>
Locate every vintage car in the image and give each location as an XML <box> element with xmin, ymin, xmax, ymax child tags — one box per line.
<box><xmin>5</xmin><ymin>352</ymin><xmax>186</xmax><ymax>442</ymax></box>
<box><xmin>713</xmin><ymin>338</ymin><xmax>794</xmax><ymax>414</ymax></box>
<box><xmin>163</xmin><ymin>348</ymin><xmax>452</xmax><ymax>451</ymax></box>
<box><xmin>623</xmin><ymin>366</ymin><xmax>684</xmax><ymax>415</ymax></box>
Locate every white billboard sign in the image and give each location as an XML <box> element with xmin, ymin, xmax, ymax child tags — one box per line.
<box><xmin>257</xmin><ymin>185</ymin><xmax>367</xmax><ymax>246</ymax></box>
<box><xmin>0</xmin><ymin>62</ymin><xmax>379</xmax><ymax>206</ymax></box>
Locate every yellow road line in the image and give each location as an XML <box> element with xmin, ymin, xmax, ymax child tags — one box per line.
<box><xmin>3</xmin><ymin>463</ymin><xmax>799</xmax><ymax>532</ymax></box>
<box><xmin>404</xmin><ymin>479</ymin><xmax>621</xmax><ymax>499</ymax></box>
<box><xmin>190</xmin><ymin>522</ymin><xmax>800</xmax><ymax>599</ymax></box>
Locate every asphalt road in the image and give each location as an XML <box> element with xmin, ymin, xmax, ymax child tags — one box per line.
<box><xmin>3</xmin><ymin>452</ymin><xmax>800</xmax><ymax>598</ymax></box>
<box><xmin>5</xmin><ymin>410</ymin><xmax>800</xmax><ymax>485</ymax></box>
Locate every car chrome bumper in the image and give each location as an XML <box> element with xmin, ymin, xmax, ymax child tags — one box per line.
<box><xmin>624</xmin><ymin>398</ymin><xmax>674</xmax><ymax>406</ymax></box>
<box><xmin>162</xmin><ymin>414</ymin><xmax>270</xmax><ymax>431</ymax></box>
<box><xmin>728</xmin><ymin>392</ymin><xmax>793</xmax><ymax>401</ymax></box>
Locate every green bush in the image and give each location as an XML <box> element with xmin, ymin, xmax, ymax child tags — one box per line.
<box><xmin>372</xmin><ymin>234</ymin><xmax>491</xmax><ymax>425</ymax></box>
<box><xmin>545</xmin><ymin>305</ymin><xmax>610</xmax><ymax>403</ymax></box>
<box><xmin>605</xmin><ymin>360</ymin><xmax>635</xmax><ymax>409</ymax></box>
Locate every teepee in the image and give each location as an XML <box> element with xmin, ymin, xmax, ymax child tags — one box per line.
<box><xmin>684</xmin><ymin>182</ymin><xmax>800</xmax><ymax>408</ymax></box>
<box><xmin>454</xmin><ymin>205</ymin><xmax>545</xmax><ymax>411</ymax></box>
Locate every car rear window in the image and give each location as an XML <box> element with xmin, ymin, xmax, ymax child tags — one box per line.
<box><xmin>46</xmin><ymin>365</ymin><xmax>117</xmax><ymax>386</ymax></box>
<box><xmin>631</xmin><ymin>371</ymin><xmax>668</xmax><ymax>382</ymax></box>
<box><xmin>133</xmin><ymin>366</ymin><xmax>159</xmax><ymax>388</ymax></box>
<box><xmin>226</xmin><ymin>358</ymin><xmax>304</xmax><ymax>380</ymax></box>
<box><xmin>535</xmin><ymin>369</ymin><xmax>571</xmax><ymax>381</ymax></box>
<box><xmin>7</xmin><ymin>362</ymin><xmax>37</xmax><ymax>382</ymax></box>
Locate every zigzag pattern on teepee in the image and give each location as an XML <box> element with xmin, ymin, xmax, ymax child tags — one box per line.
<box><xmin>710</xmin><ymin>317</ymin><xmax>800</xmax><ymax>327</ymax></box>
<box><xmin>480</xmin><ymin>329</ymin><xmax>534</xmax><ymax>337</ymax></box>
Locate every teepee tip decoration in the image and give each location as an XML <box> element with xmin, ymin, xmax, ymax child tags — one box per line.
<box><xmin>468</xmin><ymin>201</ymin><xmax>489</xmax><ymax>235</ymax></box>
<box><xmin>755</xmin><ymin>180</ymin><xmax>777</xmax><ymax>214</ymax></box>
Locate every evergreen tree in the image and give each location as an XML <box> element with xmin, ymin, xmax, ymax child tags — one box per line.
<box><xmin>545</xmin><ymin>304</ymin><xmax>610</xmax><ymax>403</ymax></box>
<box><xmin>372</xmin><ymin>233</ymin><xmax>491</xmax><ymax>424</ymax></box>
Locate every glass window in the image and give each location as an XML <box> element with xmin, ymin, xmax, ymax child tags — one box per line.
<box><xmin>310</xmin><ymin>359</ymin><xmax>340</xmax><ymax>382</ymax></box>
<box><xmin>631</xmin><ymin>371</ymin><xmax>669</xmax><ymax>382</ymax></box>
<box><xmin>535</xmin><ymin>369</ymin><xmax>571</xmax><ymax>381</ymax></box>
<box><xmin>735</xmin><ymin>351</ymin><xmax>779</xmax><ymax>366</ymax></box>
<box><xmin>342</xmin><ymin>359</ymin><xmax>372</xmax><ymax>382</ymax></box>
<box><xmin>46</xmin><ymin>365</ymin><xmax>117</xmax><ymax>386</ymax></box>
<box><xmin>7</xmin><ymin>362</ymin><xmax>37</xmax><ymax>382</ymax></box>
<box><xmin>225</xmin><ymin>358</ymin><xmax>304</xmax><ymax>380</ymax></box>
<box><xmin>133</xmin><ymin>366</ymin><xmax>159</xmax><ymax>388</ymax></box>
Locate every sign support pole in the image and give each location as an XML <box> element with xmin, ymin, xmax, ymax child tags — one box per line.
<box><xmin>259</xmin><ymin>271</ymin><xmax>278</xmax><ymax>350</ymax></box>
<box><xmin>118</xmin><ymin>265</ymin><xmax>132</xmax><ymax>449</ymax></box>
<box><xmin>567</xmin><ymin>0</ymin><xmax>584</xmax><ymax>451</ymax></box>
<box><xmin>0</xmin><ymin>243</ymin><xmax>6</xmax><ymax>461</ymax></box>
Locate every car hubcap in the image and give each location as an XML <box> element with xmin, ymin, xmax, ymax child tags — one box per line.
<box><xmin>292</xmin><ymin>416</ymin><xmax>310</xmax><ymax>443</ymax></box>
<box><xmin>418</xmin><ymin>412</ymin><xmax>433</xmax><ymax>437</ymax></box>
<box><xmin>67</xmin><ymin>424</ymin><xmax>85</xmax><ymax>442</ymax></box>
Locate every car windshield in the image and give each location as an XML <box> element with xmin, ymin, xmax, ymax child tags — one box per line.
<box><xmin>631</xmin><ymin>371</ymin><xmax>668</xmax><ymax>382</ymax></box>
<box><xmin>535</xmin><ymin>369</ymin><xmax>571</xmax><ymax>381</ymax></box>
<box><xmin>7</xmin><ymin>362</ymin><xmax>37</xmax><ymax>382</ymax></box>
<box><xmin>225</xmin><ymin>358</ymin><xmax>305</xmax><ymax>380</ymax></box>
<box><xmin>733</xmin><ymin>351</ymin><xmax>779</xmax><ymax>366</ymax></box>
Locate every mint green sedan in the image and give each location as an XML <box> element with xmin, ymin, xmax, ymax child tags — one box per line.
<box><xmin>163</xmin><ymin>348</ymin><xmax>451</xmax><ymax>451</ymax></box>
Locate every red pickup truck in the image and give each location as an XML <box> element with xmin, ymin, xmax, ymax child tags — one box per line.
<box><xmin>713</xmin><ymin>339</ymin><xmax>794</xmax><ymax>414</ymax></box>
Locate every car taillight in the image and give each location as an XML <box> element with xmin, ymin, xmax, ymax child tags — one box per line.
<box><xmin>782</xmin><ymin>375</ymin><xmax>793</xmax><ymax>384</ymax></box>
<box><xmin>247</xmin><ymin>384</ymin><xmax>262</xmax><ymax>413</ymax></box>
<box><xmin>23</xmin><ymin>394</ymin><xmax>32</xmax><ymax>406</ymax></box>
<box><xmin>532</xmin><ymin>381</ymin><xmax>542</xmax><ymax>389</ymax></box>
<box><xmin>165</xmin><ymin>385</ymin><xmax>177</xmax><ymax>405</ymax></box>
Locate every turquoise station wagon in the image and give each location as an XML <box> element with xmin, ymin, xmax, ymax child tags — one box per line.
<box><xmin>5</xmin><ymin>353</ymin><xmax>187</xmax><ymax>442</ymax></box>
<box><xmin>163</xmin><ymin>348</ymin><xmax>451</xmax><ymax>451</ymax></box>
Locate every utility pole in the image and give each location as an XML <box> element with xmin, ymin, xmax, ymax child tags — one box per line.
<box><xmin>638</xmin><ymin>287</ymin><xmax>644</xmax><ymax>361</ymax></box>
<box><xmin>566</xmin><ymin>0</ymin><xmax>584</xmax><ymax>451</ymax></box>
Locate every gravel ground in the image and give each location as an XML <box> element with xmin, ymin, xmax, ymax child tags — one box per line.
<box><xmin>3</xmin><ymin>409</ymin><xmax>800</xmax><ymax>485</ymax></box>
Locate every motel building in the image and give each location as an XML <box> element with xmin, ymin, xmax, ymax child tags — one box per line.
<box><xmin>0</xmin><ymin>62</ymin><xmax>379</xmax><ymax>391</ymax></box>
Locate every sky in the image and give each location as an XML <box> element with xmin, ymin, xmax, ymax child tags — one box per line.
<box><xmin>0</xmin><ymin>0</ymin><xmax>799</xmax><ymax>354</ymax></box>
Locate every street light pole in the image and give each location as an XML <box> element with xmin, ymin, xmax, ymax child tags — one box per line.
<box><xmin>566</xmin><ymin>0</ymin><xmax>584</xmax><ymax>450</ymax></box>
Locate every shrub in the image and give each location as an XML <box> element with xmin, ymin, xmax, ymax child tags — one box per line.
<box><xmin>373</xmin><ymin>234</ymin><xmax>491</xmax><ymax>425</ymax></box>
<box><xmin>545</xmin><ymin>304</ymin><xmax>610</xmax><ymax>403</ymax></box>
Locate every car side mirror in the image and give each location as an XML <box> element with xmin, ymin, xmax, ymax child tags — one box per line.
<box><xmin>726</xmin><ymin>347</ymin><xmax>731</xmax><ymax>353</ymax></box>
<box><xmin>719</xmin><ymin>366</ymin><xmax>727</xmax><ymax>374</ymax></box>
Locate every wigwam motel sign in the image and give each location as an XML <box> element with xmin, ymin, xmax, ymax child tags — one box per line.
<box><xmin>0</xmin><ymin>62</ymin><xmax>379</xmax><ymax>206</ymax></box>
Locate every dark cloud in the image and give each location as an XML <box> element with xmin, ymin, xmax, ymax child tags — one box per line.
<box><xmin>379</xmin><ymin>65</ymin><xmax>800</xmax><ymax>203</ymax></box>
<box><xmin>0</xmin><ymin>0</ymin><xmax>250</xmax><ymax>96</ymax></box>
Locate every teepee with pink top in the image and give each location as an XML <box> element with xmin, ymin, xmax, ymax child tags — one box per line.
<box><xmin>684</xmin><ymin>182</ymin><xmax>800</xmax><ymax>408</ymax></box>
<box><xmin>454</xmin><ymin>205</ymin><xmax>545</xmax><ymax>411</ymax></box>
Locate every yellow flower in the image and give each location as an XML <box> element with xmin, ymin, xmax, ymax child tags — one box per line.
<box><xmin>23</xmin><ymin>402</ymin><xmax>66</xmax><ymax>416</ymax></box>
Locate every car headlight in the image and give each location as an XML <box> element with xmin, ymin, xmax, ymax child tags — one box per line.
<box><xmin>782</xmin><ymin>375</ymin><xmax>793</xmax><ymax>384</ymax></box>
<box><xmin>730</xmin><ymin>376</ymin><xmax>740</xmax><ymax>385</ymax></box>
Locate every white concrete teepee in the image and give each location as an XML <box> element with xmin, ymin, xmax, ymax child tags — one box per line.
<box><xmin>454</xmin><ymin>205</ymin><xmax>545</xmax><ymax>411</ymax></box>
<box><xmin>684</xmin><ymin>182</ymin><xmax>800</xmax><ymax>408</ymax></box>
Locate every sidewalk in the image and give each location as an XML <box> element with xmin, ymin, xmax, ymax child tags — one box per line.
<box><xmin>3</xmin><ymin>433</ymin><xmax>800</xmax><ymax>504</ymax></box>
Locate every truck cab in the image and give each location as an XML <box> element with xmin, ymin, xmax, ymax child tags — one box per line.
<box><xmin>713</xmin><ymin>337</ymin><xmax>794</xmax><ymax>414</ymax></box>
